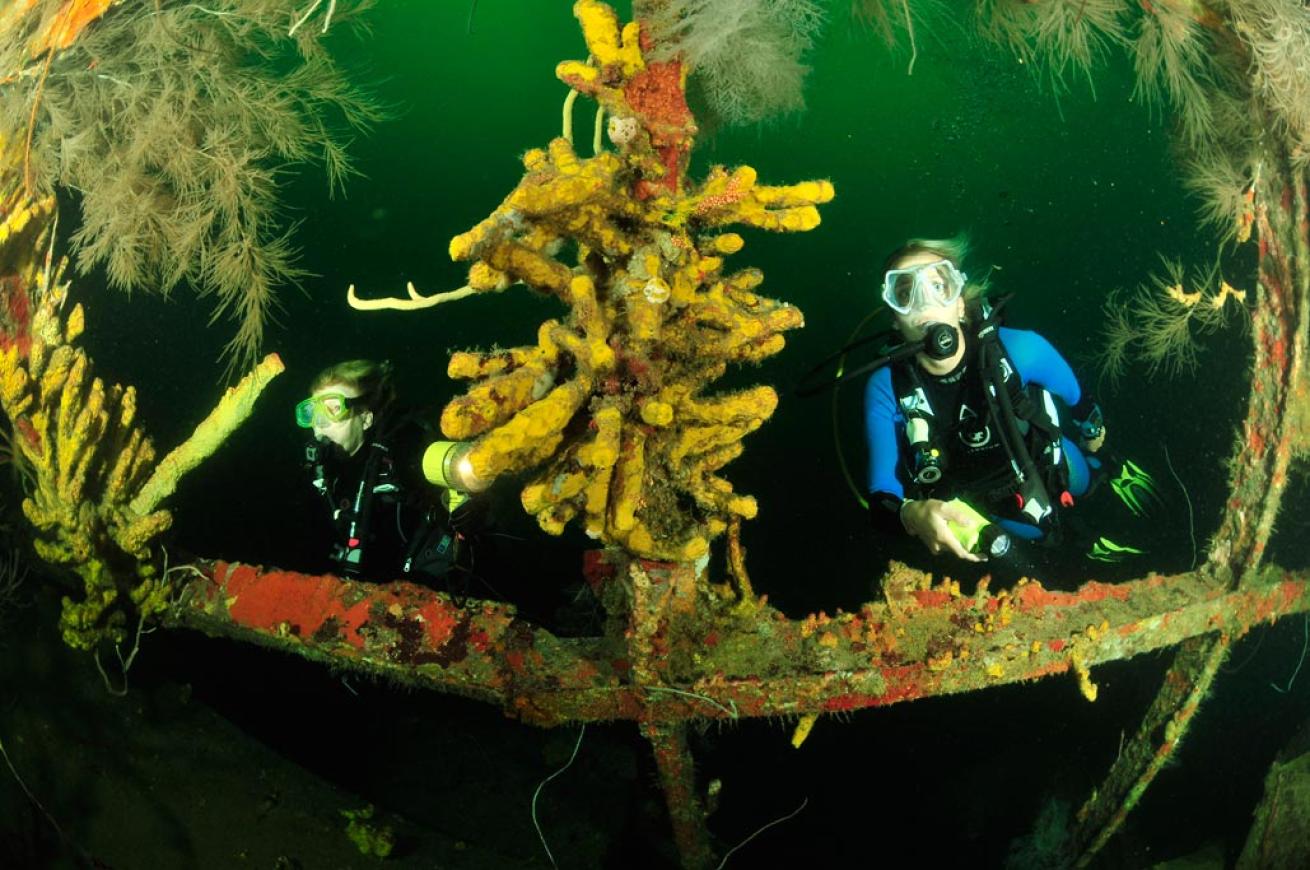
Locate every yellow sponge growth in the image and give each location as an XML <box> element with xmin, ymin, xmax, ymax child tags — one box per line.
<box><xmin>441</xmin><ymin>1</ymin><xmax>833</xmax><ymax>562</ymax></box>
<box><xmin>0</xmin><ymin>156</ymin><xmax>283</xmax><ymax>648</ymax></box>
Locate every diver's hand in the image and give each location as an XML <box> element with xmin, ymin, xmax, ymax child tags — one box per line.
<box><xmin>1082</xmin><ymin>424</ymin><xmax>1106</xmax><ymax>454</ymax></box>
<box><xmin>899</xmin><ymin>498</ymin><xmax>984</xmax><ymax>562</ymax></box>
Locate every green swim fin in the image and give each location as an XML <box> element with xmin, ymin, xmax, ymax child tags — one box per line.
<box><xmin>1088</xmin><ymin>536</ymin><xmax>1146</xmax><ymax>563</ymax></box>
<box><xmin>1110</xmin><ymin>459</ymin><xmax>1164</xmax><ymax>518</ymax></box>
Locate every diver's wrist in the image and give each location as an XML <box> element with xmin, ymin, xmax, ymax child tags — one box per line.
<box><xmin>898</xmin><ymin>497</ymin><xmax>916</xmax><ymax>531</ymax></box>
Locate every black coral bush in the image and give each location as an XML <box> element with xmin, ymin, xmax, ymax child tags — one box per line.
<box><xmin>1</xmin><ymin>0</ymin><xmax>381</xmax><ymax>371</ymax></box>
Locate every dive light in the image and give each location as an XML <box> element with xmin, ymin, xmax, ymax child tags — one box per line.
<box><xmin>944</xmin><ymin>498</ymin><xmax>1011</xmax><ymax>560</ymax></box>
<box><xmin>422</xmin><ymin>440</ymin><xmax>489</xmax><ymax>493</ymax></box>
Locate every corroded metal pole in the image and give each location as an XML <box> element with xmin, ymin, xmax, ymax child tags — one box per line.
<box><xmin>1070</xmin><ymin>147</ymin><xmax>1310</xmax><ymax>862</ymax></box>
<box><xmin>642</xmin><ymin>721</ymin><xmax>712</xmax><ymax>870</ymax></box>
<box><xmin>165</xmin><ymin>559</ymin><xmax>1310</xmax><ymax>725</ymax></box>
<box><xmin>1210</xmin><ymin>169</ymin><xmax>1309</xmax><ymax>581</ymax></box>
<box><xmin>1073</xmin><ymin>635</ymin><xmax>1231</xmax><ymax>865</ymax></box>
<box><xmin>623</xmin><ymin>557</ymin><xmax>712</xmax><ymax>866</ymax></box>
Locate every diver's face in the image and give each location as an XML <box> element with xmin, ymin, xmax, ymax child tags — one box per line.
<box><xmin>889</xmin><ymin>252</ymin><xmax>966</xmax><ymax>341</ymax></box>
<box><xmin>311</xmin><ymin>383</ymin><xmax>373</xmax><ymax>456</ymax></box>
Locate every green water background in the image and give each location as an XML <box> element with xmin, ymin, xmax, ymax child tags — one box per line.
<box><xmin>85</xmin><ymin>0</ymin><xmax>1257</xmax><ymax>600</ymax></box>
<box><xmin>37</xmin><ymin>0</ymin><xmax>1310</xmax><ymax>865</ymax></box>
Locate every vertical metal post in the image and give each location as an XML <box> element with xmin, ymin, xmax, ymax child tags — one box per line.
<box><xmin>641</xmin><ymin>720</ymin><xmax>713</xmax><ymax>870</ymax></box>
<box><xmin>625</xmin><ymin>556</ymin><xmax>714</xmax><ymax>868</ymax></box>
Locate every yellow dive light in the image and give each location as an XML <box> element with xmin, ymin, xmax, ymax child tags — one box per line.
<box><xmin>944</xmin><ymin>498</ymin><xmax>1011</xmax><ymax>559</ymax></box>
<box><xmin>422</xmin><ymin>440</ymin><xmax>489</xmax><ymax>493</ymax></box>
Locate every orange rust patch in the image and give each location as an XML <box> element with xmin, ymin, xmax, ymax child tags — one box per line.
<box><xmin>223</xmin><ymin>565</ymin><xmax>371</xmax><ymax>650</ymax></box>
<box><xmin>417</xmin><ymin>599</ymin><xmax>461</xmax><ymax>649</ymax></box>
<box><xmin>625</xmin><ymin>61</ymin><xmax>692</xmax><ymax>143</ymax></box>
<box><xmin>1250</xmin><ymin>425</ymin><xmax>1267</xmax><ymax>455</ymax></box>
<box><xmin>912</xmin><ymin>589</ymin><xmax>952</xmax><ymax>608</ymax></box>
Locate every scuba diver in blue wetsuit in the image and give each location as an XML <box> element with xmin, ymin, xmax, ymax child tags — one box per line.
<box><xmin>862</xmin><ymin>237</ymin><xmax>1157</xmax><ymax>565</ymax></box>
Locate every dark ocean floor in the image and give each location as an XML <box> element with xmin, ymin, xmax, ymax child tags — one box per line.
<box><xmin>0</xmin><ymin>582</ymin><xmax>681</xmax><ymax>869</ymax></box>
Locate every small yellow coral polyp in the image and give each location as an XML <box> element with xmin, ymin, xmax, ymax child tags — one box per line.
<box><xmin>790</xmin><ymin>713</ymin><xmax>818</xmax><ymax>749</ymax></box>
<box><xmin>1236</xmin><ymin>209</ymin><xmax>1254</xmax><ymax>244</ymax></box>
<box><xmin>928</xmin><ymin>650</ymin><xmax>954</xmax><ymax>671</ymax></box>
<box><xmin>441</xmin><ymin>0</ymin><xmax>833</xmax><ymax>562</ymax></box>
<box><xmin>708</xmin><ymin>234</ymin><xmax>744</xmax><ymax>255</ymax></box>
<box><xmin>1212</xmin><ymin>280</ymin><xmax>1247</xmax><ymax>309</ymax></box>
<box><xmin>1071</xmin><ymin>650</ymin><xmax>1099</xmax><ymax>702</ymax></box>
<box><xmin>640</xmin><ymin>400</ymin><xmax>674</xmax><ymax>427</ymax></box>
<box><xmin>1165</xmin><ymin>283</ymin><xmax>1202</xmax><ymax>307</ymax></box>
<box><xmin>64</xmin><ymin>303</ymin><xmax>85</xmax><ymax>343</ymax></box>
<box><xmin>578</xmin><ymin>405</ymin><xmax>622</xmax><ymax>468</ymax></box>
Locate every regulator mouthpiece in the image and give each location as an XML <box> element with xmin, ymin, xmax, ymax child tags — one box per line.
<box><xmin>923</xmin><ymin>322</ymin><xmax>959</xmax><ymax>360</ymax></box>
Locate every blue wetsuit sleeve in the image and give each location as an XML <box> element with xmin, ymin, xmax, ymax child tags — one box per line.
<box><xmin>864</xmin><ymin>366</ymin><xmax>903</xmax><ymax>503</ymax></box>
<box><xmin>998</xmin><ymin>327</ymin><xmax>1083</xmax><ymax>407</ymax></box>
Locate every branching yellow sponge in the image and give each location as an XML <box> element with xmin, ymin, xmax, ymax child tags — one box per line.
<box><xmin>441</xmin><ymin>0</ymin><xmax>833</xmax><ymax>561</ymax></box>
<box><xmin>0</xmin><ymin>168</ymin><xmax>283</xmax><ymax>649</ymax></box>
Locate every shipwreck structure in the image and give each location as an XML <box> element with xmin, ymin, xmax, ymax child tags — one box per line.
<box><xmin>2</xmin><ymin>1</ymin><xmax>1310</xmax><ymax>866</ymax></box>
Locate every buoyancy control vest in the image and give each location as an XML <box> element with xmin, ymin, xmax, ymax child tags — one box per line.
<box><xmin>890</xmin><ymin>308</ymin><xmax>1071</xmax><ymax>531</ymax></box>
<box><xmin>306</xmin><ymin>410</ymin><xmax>459</xmax><ymax>582</ymax></box>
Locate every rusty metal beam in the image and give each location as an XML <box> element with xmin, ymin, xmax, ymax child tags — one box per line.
<box><xmin>165</xmin><ymin>559</ymin><xmax>1310</xmax><ymax>727</ymax></box>
<box><xmin>163</xmin><ymin>560</ymin><xmax>626</xmax><ymax>725</ymax></box>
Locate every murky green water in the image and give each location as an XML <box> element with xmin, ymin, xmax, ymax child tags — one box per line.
<box><xmin>3</xmin><ymin>2</ymin><xmax>1308</xmax><ymax>867</ymax></box>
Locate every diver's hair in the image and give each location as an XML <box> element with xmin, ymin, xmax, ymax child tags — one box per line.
<box><xmin>882</xmin><ymin>233</ymin><xmax>992</xmax><ymax>312</ymax></box>
<box><xmin>309</xmin><ymin>359</ymin><xmax>397</xmax><ymax>416</ymax></box>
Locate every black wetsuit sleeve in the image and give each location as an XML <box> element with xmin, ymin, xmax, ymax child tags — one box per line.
<box><xmin>387</xmin><ymin>414</ymin><xmax>433</xmax><ymax>493</ymax></box>
<box><xmin>868</xmin><ymin>490</ymin><xmax>907</xmax><ymax>535</ymax></box>
<box><xmin>449</xmin><ymin>495</ymin><xmax>490</xmax><ymax>534</ymax></box>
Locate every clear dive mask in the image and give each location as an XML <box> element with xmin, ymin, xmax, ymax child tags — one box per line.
<box><xmin>881</xmin><ymin>259</ymin><xmax>967</xmax><ymax>316</ymax></box>
<box><xmin>295</xmin><ymin>392</ymin><xmax>357</xmax><ymax>428</ymax></box>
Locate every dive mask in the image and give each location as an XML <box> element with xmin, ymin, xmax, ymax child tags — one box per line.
<box><xmin>882</xmin><ymin>259</ymin><xmax>967</xmax><ymax>315</ymax></box>
<box><xmin>295</xmin><ymin>392</ymin><xmax>357</xmax><ymax>428</ymax></box>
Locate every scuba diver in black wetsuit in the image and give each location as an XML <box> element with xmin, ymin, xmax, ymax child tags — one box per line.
<box><xmin>859</xmin><ymin>237</ymin><xmax>1160</xmax><ymax>569</ymax></box>
<box><xmin>296</xmin><ymin>359</ymin><xmax>488</xmax><ymax>586</ymax></box>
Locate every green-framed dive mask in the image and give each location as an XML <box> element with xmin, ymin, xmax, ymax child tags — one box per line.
<box><xmin>295</xmin><ymin>393</ymin><xmax>356</xmax><ymax>428</ymax></box>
